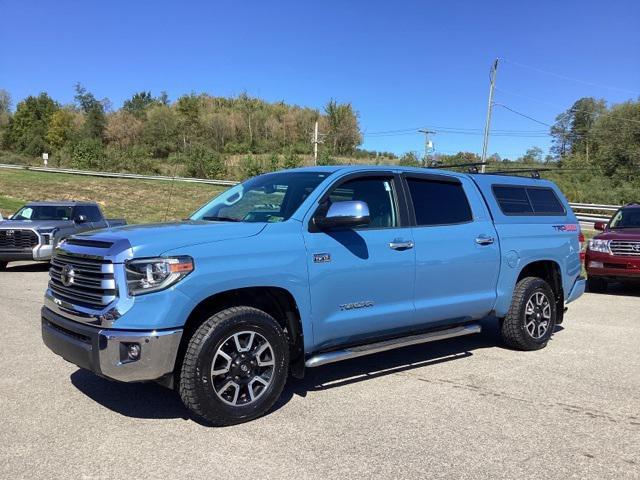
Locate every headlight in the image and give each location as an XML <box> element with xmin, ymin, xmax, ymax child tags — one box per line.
<box><xmin>125</xmin><ymin>256</ymin><xmax>194</xmax><ymax>296</ymax></box>
<box><xmin>588</xmin><ymin>239</ymin><xmax>611</xmax><ymax>254</ymax></box>
<box><xmin>38</xmin><ymin>228</ymin><xmax>58</xmax><ymax>245</ymax></box>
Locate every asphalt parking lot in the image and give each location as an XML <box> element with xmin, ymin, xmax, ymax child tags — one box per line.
<box><xmin>1</xmin><ymin>262</ymin><xmax>639</xmax><ymax>479</ymax></box>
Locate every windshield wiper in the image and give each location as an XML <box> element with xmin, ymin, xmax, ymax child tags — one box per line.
<box><xmin>201</xmin><ymin>216</ymin><xmax>242</xmax><ymax>222</ymax></box>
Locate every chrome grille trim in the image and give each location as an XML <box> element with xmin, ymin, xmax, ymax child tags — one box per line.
<box><xmin>48</xmin><ymin>253</ymin><xmax>117</xmax><ymax>309</ymax></box>
<box><xmin>610</xmin><ymin>240</ymin><xmax>640</xmax><ymax>257</ymax></box>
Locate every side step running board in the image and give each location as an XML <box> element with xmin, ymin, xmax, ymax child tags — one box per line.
<box><xmin>305</xmin><ymin>323</ymin><xmax>481</xmax><ymax>368</ymax></box>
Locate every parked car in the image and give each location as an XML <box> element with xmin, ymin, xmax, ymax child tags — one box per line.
<box><xmin>585</xmin><ymin>202</ymin><xmax>640</xmax><ymax>292</ymax></box>
<box><xmin>0</xmin><ymin>201</ymin><xmax>126</xmax><ymax>270</ymax></box>
<box><xmin>41</xmin><ymin>166</ymin><xmax>585</xmax><ymax>425</ymax></box>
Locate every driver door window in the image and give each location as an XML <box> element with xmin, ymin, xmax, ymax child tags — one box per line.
<box><xmin>327</xmin><ymin>177</ymin><xmax>398</xmax><ymax>228</ymax></box>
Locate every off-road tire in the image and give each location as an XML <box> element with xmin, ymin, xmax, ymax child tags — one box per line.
<box><xmin>501</xmin><ymin>277</ymin><xmax>557</xmax><ymax>351</ymax></box>
<box><xmin>587</xmin><ymin>276</ymin><xmax>607</xmax><ymax>293</ymax></box>
<box><xmin>179</xmin><ymin>306</ymin><xmax>289</xmax><ymax>426</ymax></box>
<box><xmin>0</xmin><ymin>261</ymin><xmax>7</xmax><ymax>271</ymax></box>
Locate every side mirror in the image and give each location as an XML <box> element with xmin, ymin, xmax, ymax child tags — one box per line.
<box><xmin>594</xmin><ymin>221</ymin><xmax>607</xmax><ymax>231</ymax></box>
<box><xmin>315</xmin><ymin>201</ymin><xmax>370</xmax><ymax>230</ymax></box>
<box><xmin>75</xmin><ymin>215</ymin><xmax>88</xmax><ymax>224</ymax></box>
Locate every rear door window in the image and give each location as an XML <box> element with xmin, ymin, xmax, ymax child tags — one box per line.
<box><xmin>406</xmin><ymin>177</ymin><xmax>473</xmax><ymax>226</ymax></box>
<box><xmin>527</xmin><ymin>188</ymin><xmax>565</xmax><ymax>214</ymax></box>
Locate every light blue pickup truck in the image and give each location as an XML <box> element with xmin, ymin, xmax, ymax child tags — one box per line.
<box><xmin>41</xmin><ymin>166</ymin><xmax>585</xmax><ymax>425</ymax></box>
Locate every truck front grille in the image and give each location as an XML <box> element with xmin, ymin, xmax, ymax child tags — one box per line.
<box><xmin>610</xmin><ymin>240</ymin><xmax>640</xmax><ymax>257</ymax></box>
<box><xmin>0</xmin><ymin>229</ymin><xmax>38</xmax><ymax>249</ymax></box>
<box><xmin>49</xmin><ymin>253</ymin><xmax>117</xmax><ymax>309</ymax></box>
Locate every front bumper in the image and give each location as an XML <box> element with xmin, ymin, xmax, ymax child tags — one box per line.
<box><xmin>585</xmin><ymin>250</ymin><xmax>640</xmax><ymax>280</ymax></box>
<box><xmin>0</xmin><ymin>244</ymin><xmax>52</xmax><ymax>262</ymax></box>
<box><xmin>41</xmin><ymin>306</ymin><xmax>183</xmax><ymax>382</ymax></box>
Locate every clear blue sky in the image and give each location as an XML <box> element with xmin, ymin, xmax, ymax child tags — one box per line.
<box><xmin>1</xmin><ymin>0</ymin><xmax>639</xmax><ymax>158</ymax></box>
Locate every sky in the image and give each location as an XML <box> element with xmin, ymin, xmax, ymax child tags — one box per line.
<box><xmin>1</xmin><ymin>0</ymin><xmax>639</xmax><ymax>158</ymax></box>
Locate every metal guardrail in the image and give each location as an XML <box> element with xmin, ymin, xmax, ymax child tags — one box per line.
<box><xmin>569</xmin><ymin>202</ymin><xmax>620</xmax><ymax>231</ymax></box>
<box><xmin>0</xmin><ymin>163</ymin><xmax>239</xmax><ymax>186</ymax></box>
<box><xmin>0</xmin><ymin>163</ymin><xmax>627</xmax><ymax>231</ymax></box>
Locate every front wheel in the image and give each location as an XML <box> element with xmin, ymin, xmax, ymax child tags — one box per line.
<box><xmin>501</xmin><ymin>277</ymin><xmax>557</xmax><ymax>351</ymax></box>
<box><xmin>179</xmin><ymin>306</ymin><xmax>289</xmax><ymax>426</ymax></box>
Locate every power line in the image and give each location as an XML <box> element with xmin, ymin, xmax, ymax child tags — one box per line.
<box><xmin>501</xmin><ymin>58</ymin><xmax>640</xmax><ymax>96</ymax></box>
<box><xmin>493</xmin><ymin>103</ymin><xmax>553</xmax><ymax>127</ymax></box>
<box><xmin>495</xmin><ymin>87</ymin><xmax>640</xmax><ymax>125</ymax></box>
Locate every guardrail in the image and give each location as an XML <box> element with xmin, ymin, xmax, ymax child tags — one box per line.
<box><xmin>0</xmin><ymin>163</ymin><xmax>239</xmax><ymax>186</ymax></box>
<box><xmin>0</xmin><ymin>163</ymin><xmax>627</xmax><ymax>230</ymax></box>
<box><xmin>569</xmin><ymin>202</ymin><xmax>620</xmax><ymax>231</ymax></box>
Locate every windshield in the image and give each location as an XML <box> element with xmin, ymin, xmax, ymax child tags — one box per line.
<box><xmin>12</xmin><ymin>205</ymin><xmax>74</xmax><ymax>221</ymax></box>
<box><xmin>610</xmin><ymin>208</ymin><xmax>640</xmax><ymax>229</ymax></box>
<box><xmin>191</xmin><ymin>171</ymin><xmax>329</xmax><ymax>223</ymax></box>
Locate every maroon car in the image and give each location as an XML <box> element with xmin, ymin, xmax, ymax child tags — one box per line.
<box><xmin>585</xmin><ymin>203</ymin><xmax>640</xmax><ymax>292</ymax></box>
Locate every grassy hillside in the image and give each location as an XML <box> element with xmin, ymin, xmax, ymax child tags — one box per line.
<box><xmin>0</xmin><ymin>169</ymin><xmax>226</xmax><ymax>223</ymax></box>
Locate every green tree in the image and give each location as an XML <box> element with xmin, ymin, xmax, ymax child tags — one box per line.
<box><xmin>185</xmin><ymin>144</ymin><xmax>225</xmax><ymax>179</ymax></box>
<box><xmin>283</xmin><ymin>149</ymin><xmax>302</xmax><ymax>169</ymax></box>
<box><xmin>123</xmin><ymin>91</ymin><xmax>157</xmax><ymax>119</ymax></box>
<box><xmin>0</xmin><ymin>89</ymin><xmax>12</xmax><ymax>148</ymax></box>
<box><xmin>46</xmin><ymin>108</ymin><xmax>78</xmax><ymax>154</ymax></box>
<box><xmin>6</xmin><ymin>92</ymin><xmax>59</xmax><ymax>155</ymax></box>
<box><xmin>521</xmin><ymin>146</ymin><xmax>543</xmax><ymax>164</ymax></box>
<box><xmin>550</xmin><ymin>97</ymin><xmax>606</xmax><ymax>158</ymax></box>
<box><xmin>324</xmin><ymin>99</ymin><xmax>362</xmax><ymax>155</ymax></box>
<box><xmin>75</xmin><ymin>83</ymin><xmax>107</xmax><ymax>140</ymax></box>
<box><xmin>398</xmin><ymin>151</ymin><xmax>420</xmax><ymax>167</ymax></box>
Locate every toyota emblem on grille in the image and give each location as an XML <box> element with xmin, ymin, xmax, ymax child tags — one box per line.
<box><xmin>61</xmin><ymin>264</ymin><xmax>76</xmax><ymax>287</ymax></box>
<box><xmin>6</xmin><ymin>230</ymin><xmax>14</xmax><ymax>236</ymax></box>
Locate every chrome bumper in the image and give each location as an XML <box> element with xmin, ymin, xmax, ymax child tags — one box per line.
<box><xmin>42</xmin><ymin>307</ymin><xmax>183</xmax><ymax>382</ymax></box>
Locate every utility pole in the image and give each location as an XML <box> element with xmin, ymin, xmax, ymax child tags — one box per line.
<box><xmin>481</xmin><ymin>58</ymin><xmax>499</xmax><ymax>173</ymax></box>
<box><xmin>313</xmin><ymin>121</ymin><xmax>319</xmax><ymax>165</ymax></box>
<box><xmin>418</xmin><ymin>129</ymin><xmax>436</xmax><ymax>166</ymax></box>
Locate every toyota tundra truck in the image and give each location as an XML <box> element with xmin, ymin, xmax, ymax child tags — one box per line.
<box><xmin>0</xmin><ymin>201</ymin><xmax>126</xmax><ymax>270</ymax></box>
<box><xmin>41</xmin><ymin>166</ymin><xmax>585</xmax><ymax>425</ymax></box>
<box><xmin>585</xmin><ymin>202</ymin><xmax>640</xmax><ymax>292</ymax></box>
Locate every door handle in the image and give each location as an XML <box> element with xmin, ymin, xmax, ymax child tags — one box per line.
<box><xmin>475</xmin><ymin>235</ymin><xmax>495</xmax><ymax>246</ymax></box>
<box><xmin>389</xmin><ymin>240</ymin><xmax>414</xmax><ymax>250</ymax></box>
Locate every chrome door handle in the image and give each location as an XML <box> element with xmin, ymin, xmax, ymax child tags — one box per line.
<box><xmin>475</xmin><ymin>235</ymin><xmax>495</xmax><ymax>246</ymax></box>
<box><xmin>389</xmin><ymin>240</ymin><xmax>414</xmax><ymax>250</ymax></box>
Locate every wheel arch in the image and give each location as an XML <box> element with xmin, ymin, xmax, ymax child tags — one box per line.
<box><xmin>515</xmin><ymin>259</ymin><xmax>565</xmax><ymax>323</ymax></box>
<box><xmin>175</xmin><ymin>286</ymin><xmax>305</xmax><ymax>384</ymax></box>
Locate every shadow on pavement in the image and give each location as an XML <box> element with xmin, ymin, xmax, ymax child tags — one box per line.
<box><xmin>3</xmin><ymin>262</ymin><xmax>50</xmax><ymax>272</ymax></box>
<box><xmin>70</xmin><ymin>316</ymin><xmax>510</xmax><ymax>424</ymax></box>
<box><xmin>587</xmin><ymin>281</ymin><xmax>640</xmax><ymax>298</ymax></box>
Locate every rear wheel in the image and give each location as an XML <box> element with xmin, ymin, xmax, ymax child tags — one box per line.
<box><xmin>0</xmin><ymin>261</ymin><xmax>7</xmax><ymax>271</ymax></box>
<box><xmin>501</xmin><ymin>277</ymin><xmax>557</xmax><ymax>351</ymax></box>
<box><xmin>587</xmin><ymin>276</ymin><xmax>608</xmax><ymax>293</ymax></box>
<box><xmin>179</xmin><ymin>306</ymin><xmax>289</xmax><ymax>426</ymax></box>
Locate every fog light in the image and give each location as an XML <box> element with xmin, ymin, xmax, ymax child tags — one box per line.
<box><xmin>127</xmin><ymin>343</ymin><xmax>141</xmax><ymax>360</ymax></box>
<box><xmin>588</xmin><ymin>261</ymin><xmax>604</xmax><ymax>269</ymax></box>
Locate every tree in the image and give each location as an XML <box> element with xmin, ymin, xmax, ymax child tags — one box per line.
<box><xmin>46</xmin><ymin>108</ymin><xmax>78</xmax><ymax>153</ymax></box>
<box><xmin>521</xmin><ymin>146</ymin><xmax>543</xmax><ymax>164</ymax></box>
<box><xmin>184</xmin><ymin>144</ymin><xmax>225</xmax><ymax>179</ymax></box>
<box><xmin>123</xmin><ymin>91</ymin><xmax>157</xmax><ymax>119</ymax></box>
<box><xmin>550</xmin><ymin>97</ymin><xmax>606</xmax><ymax>158</ymax></box>
<box><xmin>398</xmin><ymin>151</ymin><xmax>420</xmax><ymax>167</ymax></box>
<box><xmin>6</xmin><ymin>92</ymin><xmax>58</xmax><ymax>155</ymax></box>
<box><xmin>74</xmin><ymin>83</ymin><xmax>107</xmax><ymax>140</ymax></box>
<box><xmin>324</xmin><ymin>99</ymin><xmax>362</xmax><ymax>155</ymax></box>
<box><xmin>105</xmin><ymin>111</ymin><xmax>143</xmax><ymax>148</ymax></box>
<box><xmin>143</xmin><ymin>104</ymin><xmax>178</xmax><ymax>157</ymax></box>
<box><xmin>590</xmin><ymin>101</ymin><xmax>640</xmax><ymax>177</ymax></box>
<box><xmin>0</xmin><ymin>89</ymin><xmax>11</xmax><ymax>148</ymax></box>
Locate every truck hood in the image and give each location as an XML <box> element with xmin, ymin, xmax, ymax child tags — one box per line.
<box><xmin>0</xmin><ymin>219</ymin><xmax>74</xmax><ymax>231</ymax></box>
<box><xmin>595</xmin><ymin>228</ymin><xmax>640</xmax><ymax>240</ymax></box>
<box><xmin>75</xmin><ymin>221</ymin><xmax>267</xmax><ymax>258</ymax></box>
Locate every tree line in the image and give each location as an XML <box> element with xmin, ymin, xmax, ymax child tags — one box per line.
<box><xmin>0</xmin><ymin>86</ymin><xmax>638</xmax><ymax>203</ymax></box>
<box><xmin>0</xmin><ymin>85</ymin><xmax>370</xmax><ymax>179</ymax></box>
